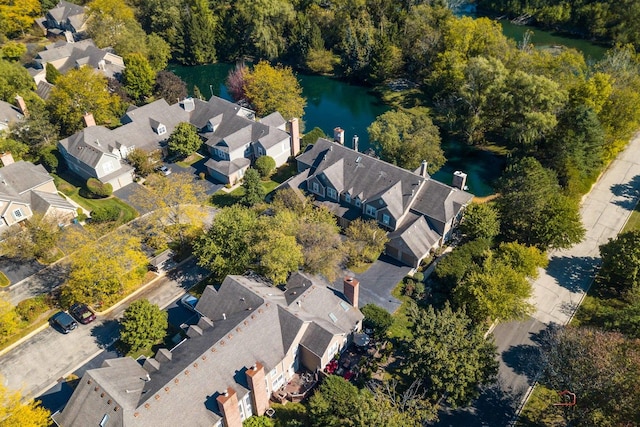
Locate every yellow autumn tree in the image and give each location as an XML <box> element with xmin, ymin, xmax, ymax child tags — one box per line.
<box><xmin>0</xmin><ymin>379</ymin><xmax>50</xmax><ymax>427</ymax></box>
<box><xmin>0</xmin><ymin>0</ymin><xmax>41</xmax><ymax>38</ymax></box>
<box><xmin>243</xmin><ymin>61</ymin><xmax>306</xmax><ymax>120</ymax></box>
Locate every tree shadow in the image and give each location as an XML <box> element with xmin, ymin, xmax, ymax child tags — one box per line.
<box><xmin>610</xmin><ymin>174</ymin><xmax>640</xmax><ymax>210</ymax></box>
<box><xmin>433</xmin><ymin>380</ymin><xmax>523</xmax><ymax>426</ymax></box>
<box><xmin>90</xmin><ymin>319</ymin><xmax>120</xmax><ymax>349</ymax></box>
<box><xmin>544</xmin><ymin>255</ymin><xmax>600</xmax><ymax>293</ymax></box>
<box><xmin>501</xmin><ymin>323</ymin><xmax>558</xmax><ymax>383</ymax></box>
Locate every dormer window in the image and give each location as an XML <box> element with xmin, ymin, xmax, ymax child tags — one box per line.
<box><xmin>344</xmin><ymin>193</ymin><xmax>351</xmax><ymax>203</ymax></box>
<box><xmin>355</xmin><ymin>197</ymin><xmax>361</xmax><ymax>207</ymax></box>
<box><xmin>156</xmin><ymin>124</ymin><xmax>166</xmax><ymax>135</ymax></box>
<box><xmin>13</xmin><ymin>209</ymin><xmax>23</xmax><ymax>219</ymax></box>
<box><xmin>382</xmin><ymin>214</ymin><xmax>390</xmax><ymax>225</ymax></box>
<box><xmin>312</xmin><ymin>182</ymin><xmax>319</xmax><ymax>194</ymax></box>
<box><xmin>365</xmin><ymin>204</ymin><xmax>377</xmax><ymax>217</ymax></box>
<box><xmin>326</xmin><ymin>187</ymin><xmax>337</xmax><ymax>200</ymax></box>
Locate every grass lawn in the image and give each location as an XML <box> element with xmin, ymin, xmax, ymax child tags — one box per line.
<box><xmin>211</xmin><ymin>180</ymin><xmax>280</xmax><ymax>207</ymax></box>
<box><xmin>622</xmin><ymin>199</ymin><xmax>640</xmax><ymax>233</ymax></box>
<box><xmin>386</xmin><ymin>282</ymin><xmax>414</xmax><ymax>340</ymax></box>
<box><xmin>176</xmin><ymin>152</ymin><xmax>204</xmax><ymax>168</ymax></box>
<box><xmin>54</xmin><ymin>173</ymin><xmax>138</xmax><ymax>223</ymax></box>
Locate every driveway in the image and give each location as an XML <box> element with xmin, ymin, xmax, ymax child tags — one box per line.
<box><xmin>436</xmin><ymin>133</ymin><xmax>640</xmax><ymax>425</ymax></box>
<box><xmin>113</xmin><ymin>182</ymin><xmax>150</xmax><ymax>214</ymax></box>
<box><xmin>169</xmin><ymin>158</ymin><xmax>223</xmax><ymax>196</ymax></box>
<box><xmin>338</xmin><ymin>255</ymin><xmax>410</xmax><ymax>313</ymax></box>
<box><xmin>0</xmin><ymin>256</ymin><xmax>44</xmax><ymax>286</ymax></box>
<box><xmin>0</xmin><ymin>257</ymin><xmax>209</xmax><ymax>400</ymax></box>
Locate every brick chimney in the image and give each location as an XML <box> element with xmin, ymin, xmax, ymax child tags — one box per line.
<box><xmin>0</xmin><ymin>152</ymin><xmax>15</xmax><ymax>167</ymax></box>
<box><xmin>288</xmin><ymin>118</ymin><xmax>300</xmax><ymax>157</ymax></box>
<box><xmin>343</xmin><ymin>276</ymin><xmax>359</xmax><ymax>309</ymax></box>
<box><xmin>14</xmin><ymin>95</ymin><xmax>29</xmax><ymax>118</ymax></box>
<box><xmin>245</xmin><ymin>362</ymin><xmax>269</xmax><ymax>416</ymax></box>
<box><xmin>83</xmin><ymin>112</ymin><xmax>96</xmax><ymax>127</ymax></box>
<box><xmin>333</xmin><ymin>127</ymin><xmax>345</xmax><ymax>144</ymax></box>
<box><xmin>217</xmin><ymin>387</ymin><xmax>242</xmax><ymax>427</ymax></box>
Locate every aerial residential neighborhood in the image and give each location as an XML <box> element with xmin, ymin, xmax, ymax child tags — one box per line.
<box><xmin>0</xmin><ymin>0</ymin><xmax>640</xmax><ymax>426</ymax></box>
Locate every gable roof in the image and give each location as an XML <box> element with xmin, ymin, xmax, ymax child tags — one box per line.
<box><xmin>56</xmin><ymin>272</ymin><xmax>362</xmax><ymax>426</ymax></box>
<box><xmin>36</xmin><ymin>39</ymin><xmax>124</xmax><ymax>80</ymax></box>
<box><xmin>0</xmin><ymin>101</ymin><xmax>23</xmax><ymax>129</ymax></box>
<box><xmin>0</xmin><ymin>161</ymin><xmax>53</xmax><ymax>195</ymax></box>
<box><xmin>47</xmin><ymin>1</ymin><xmax>86</xmax><ymax>26</ymax></box>
<box><xmin>59</xmin><ymin>126</ymin><xmax>119</xmax><ymax>167</ymax></box>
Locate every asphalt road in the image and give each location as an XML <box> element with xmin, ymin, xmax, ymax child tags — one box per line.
<box><xmin>0</xmin><ymin>258</ymin><xmax>209</xmax><ymax>400</ymax></box>
<box><xmin>436</xmin><ymin>133</ymin><xmax>640</xmax><ymax>425</ymax></box>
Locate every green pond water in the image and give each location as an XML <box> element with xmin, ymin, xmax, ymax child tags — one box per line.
<box><xmin>169</xmin><ymin>17</ymin><xmax>608</xmax><ymax>197</ymax></box>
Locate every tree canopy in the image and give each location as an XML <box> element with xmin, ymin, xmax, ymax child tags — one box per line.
<box><xmin>368</xmin><ymin>109</ymin><xmax>445</xmax><ymax>172</ymax></box>
<box><xmin>119</xmin><ymin>299</ymin><xmax>168</xmax><ymax>353</ymax></box>
<box><xmin>167</xmin><ymin>122</ymin><xmax>201</xmax><ymax>157</ymax></box>
<box><xmin>122</xmin><ymin>53</ymin><xmax>156</xmax><ymax>102</ymax></box>
<box><xmin>47</xmin><ymin>66</ymin><xmax>121</xmax><ymax>136</ymax></box>
<box><xmin>0</xmin><ymin>378</ymin><xmax>50</xmax><ymax>427</ymax></box>
<box><xmin>240</xmin><ymin>168</ymin><xmax>266</xmax><ymax>207</ymax></box>
<box><xmin>598</xmin><ymin>230</ymin><xmax>640</xmax><ymax>298</ymax></box>
<box><xmin>404</xmin><ymin>302</ymin><xmax>498</xmax><ymax>407</ymax></box>
<box><xmin>243</xmin><ymin>61</ymin><xmax>306</xmax><ymax>120</ymax></box>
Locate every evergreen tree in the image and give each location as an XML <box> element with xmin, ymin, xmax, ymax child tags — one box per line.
<box><xmin>180</xmin><ymin>0</ymin><xmax>217</xmax><ymax>65</ymax></box>
<box><xmin>240</xmin><ymin>168</ymin><xmax>266</xmax><ymax>207</ymax></box>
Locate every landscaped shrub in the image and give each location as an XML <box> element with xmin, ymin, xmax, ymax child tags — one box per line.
<box><xmin>413</xmin><ymin>271</ymin><xmax>424</xmax><ymax>282</ymax></box>
<box><xmin>199</xmin><ymin>172</ymin><xmax>205</xmax><ymax>180</ymax></box>
<box><xmin>361</xmin><ymin>303</ymin><xmax>393</xmax><ymax>337</ymax></box>
<box><xmin>86</xmin><ymin>178</ymin><xmax>113</xmax><ymax>198</ymax></box>
<box><xmin>255</xmin><ymin>155</ymin><xmax>276</xmax><ymax>178</ymax></box>
<box><xmin>76</xmin><ymin>208</ymin><xmax>87</xmax><ymax>222</ymax></box>
<box><xmin>90</xmin><ymin>205</ymin><xmax>121</xmax><ymax>223</ymax></box>
<box><xmin>0</xmin><ymin>271</ymin><xmax>10</xmax><ymax>288</ymax></box>
<box><xmin>15</xmin><ymin>295</ymin><xmax>52</xmax><ymax>323</ymax></box>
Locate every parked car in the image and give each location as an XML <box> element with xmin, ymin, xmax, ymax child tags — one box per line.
<box><xmin>180</xmin><ymin>294</ymin><xmax>199</xmax><ymax>312</ymax></box>
<box><xmin>50</xmin><ymin>311</ymin><xmax>78</xmax><ymax>334</ymax></box>
<box><xmin>69</xmin><ymin>303</ymin><xmax>96</xmax><ymax>325</ymax></box>
<box><xmin>157</xmin><ymin>165</ymin><xmax>171</xmax><ymax>176</ymax></box>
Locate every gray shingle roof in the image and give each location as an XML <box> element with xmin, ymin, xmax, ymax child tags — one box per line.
<box><xmin>259</xmin><ymin>111</ymin><xmax>286</xmax><ymax>129</ymax></box>
<box><xmin>388</xmin><ymin>212</ymin><xmax>441</xmax><ymax>258</ymax></box>
<box><xmin>47</xmin><ymin>1</ymin><xmax>86</xmax><ymax>26</ymax></box>
<box><xmin>0</xmin><ymin>101</ymin><xmax>23</xmax><ymax>128</ymax></box>
<box><xmin>30</xmin><ymin>190</ymin><xmax>75</xmax><ymax>212</ymax></box>
<box><xmin>56</xmin><ymin>272</ymin><xmax>362</xmax><ymax>426</ymax></box>
<box><xmin>59</xmin><ymin>126</ymin><xmax>118</xmax><ymax>168</ymax></box>
<box><xmin>37</xmin><ymin>39</ymin><xmax>124</xmax><ymax>79</ymax></box>
<box><xmin>0</xmin><ymin>161</ymin><xmax>53</xmax><ymax>195</ymax></box>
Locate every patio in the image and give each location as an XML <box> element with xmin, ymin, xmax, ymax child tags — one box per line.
<box><xmin>271</xmin><ymin>371</ymin><xmax>318</xmax><ymax>404</ymax></box>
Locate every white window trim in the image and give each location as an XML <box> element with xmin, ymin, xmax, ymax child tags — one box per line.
<box><xmin>13</xmin><ymin>209</ymin><xmax>23</xmax><ymax>219</ymax></box>
<box><xmin>312</xmin><ymin>182</ymin><xmax>319</xmax><ymax>194</ymax></box>
<box><xmin>327</xmin><ymin>187</ymin><xmax>337</xmax><ymax>200</ymax></box>
<box><xmin>365</xmin><ymin>204</ymin><xmax>377</xmax><ymax>217</ymax></box>
<box><xmin>157</xmin><ymin>125</ymin><xmax>167</xmax><ymax>135</ymax></box>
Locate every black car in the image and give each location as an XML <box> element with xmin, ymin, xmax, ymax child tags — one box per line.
<box><xmin>69</xmin><ymin>303</ymin><xmax>96</xmax><ymax>324</ymax></box>
<box><xmin>51</xmin><ymin>311</ymin><xmax>78</xmax><ymax>334</ymax></box>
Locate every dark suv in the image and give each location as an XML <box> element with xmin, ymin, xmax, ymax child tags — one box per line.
<box><xmin>51</xmin><ymin>311</ymin><xmax>78</xmax><ymax>334</ymax></box>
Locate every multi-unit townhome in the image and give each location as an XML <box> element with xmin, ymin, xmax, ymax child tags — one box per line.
<box><xmin>0</xmin><ymin>153</ymin><xmax>76</xmax><ymax>232</ymax></box>
<box><xmin>57</xmin><ymin>96</ymin><xmax>298</xmax><ymax>189</ymax></box>
<box><xmin>37</xmin><ymin>0</ymin><xmax>88</xmax><ymax>38</ymax></box>
<box><xmin>278</xmin><ymin>137</ymin><xmax>474</xmax><ymax>267</ymax></box>
<box><xmin>52</xmin><ymin>273</ymin><xmax>363</xmax><ymax>427</ymax></box>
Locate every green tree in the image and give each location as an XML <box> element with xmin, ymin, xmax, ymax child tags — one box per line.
<box><xmin>296</xmin><ymin>218</ymin><xmax>344</xmax><ymax>281</ymax></box>
<box><xmin>193</xmin><ymin>205</ymin><xmax>258</xmax><ymax>281</ymax></box>
<box><xmin>0</xmin><ymin>0</ymin><xmax>40</xmax><ymax>38</ymax></box>
<box><xmin>599</xmin><ymin>231</ymin><xmax>640</xmax><ymax>298</ymax></box>
<box><xmin>240</xmin><ymin>168</ymin><xmax>266</xmax><ymax>207</ymax></box>
<box><xmin>0</xmin><ymin>59</ymin><xmax>35</xmax><ymax>102</ymax></box>
<box><xmin>0</xmin><ymin>138</ymin><xmax>28</xmax><ymax>161</ymax></box>
<box><xmin>130</xmin><ymin>172</ymin><xmax>207</xmax><ymax>250</ymax></box>
<box><xmin>459</xmin><ymin>203</ymin><xmax>500</xmax><ymax>241</ymax></box>
<box><xmin>179</xmin><ymin>0</ymin><xmax>217</xmax><ymax>65</ymax></box>
<box><xmin>405</xmin><ymin>303</ymin><xmax>498</xmax><ymax>407</ymax></box>
<box><xmin>0</xmin><ymin>378</ymin><xmax>50</xmax><ymax>427</ymax></box>
<box><xmin>243</xmin><ymin>416</ymin><xmax>274</xmax><ymax>427</ymax></box>
<box><xmin>60</xmin><ymin>231</ymin><xmax>147</xmax><ymax>307</ymax></box>
<box><xmin>344</xmin><ymin>218</ymin><xmax>388</xmax><ymax>267</ymax></box>
<box><xmin>306</xmin><ymin>48</ymin><xmax>339</xmax><ymax>74</ymax></box>
<box><xmin>0</xmin><ymin>213</ymin><xmax>63</xmax><ymax>262</ymax></box>
<box><xmin>47</xmin><ymin>66</ymin><xmax>121</xmax><ymax>135</ymax></box>
<box><xmin>119</xmin><ymin>299</ymin><xmax>168</xmax><ymax>353</ymax></box>
<box><xmin>234</xmin><ymin>0</ymin><xmax>295</xmax><ymax>59</ymax></box>
<box><xmin>368</xmin><ymin>109</ymin><xmax>446</xmax><ymax>172</ymax></box>
<box><xmin>369</xmin><ymin>34</ymin><xmax>404</xmax><ymax>84</ymax></box>
<box><xmin>361</xmin><ymin>303</ymin><xmax>393</xmax><ymax>338</ymax></box>
<box><xmin>244</xmin><ymin>61</ymin><xmax>306</xmax><ymax>120</ymax></box>
<box><xmin>495</xmin><ymin>157</ymin><xmax>584</xmax><ymax>250</ymax></box>
<box><xmin>45</xmin><ymin>63</ymin><xmax>61</xmax><ymax>84</ymax></box>
<box><xmin>254</xmin><ymin>228</ymin><xmax>303</xmax><ymax>285</ymax></box>
<box><xmin>434</xmin><ymin>238</ymin><xmax>492</xmax><ymax>288</ymax></box>
<box><xmin>122</xmin><ymin>53</ymin><xmax>156</xmax><ymax>102</ymax></box>
<box><xmin>1</xmin><ymin>41</ymin><xmax>26</xmax><ymax>62</ymax></box>
<box><xmin>146</xmin><ymin>33</ymin><xmax>171</xmax><ymax>72</ymax></box>
<box><xmin>86</xmin><ymin>0</ymin><xmax>138</xmax><ymax>50</ymax></box>
<box><xmin>254</xmin><ymin>155</ymin><xmax>276</xmax><ymax>178</ymax></box>
<box><xmin>167</xmin><ymin>122</ymin><xmax>201</xmax><ymax>158</ymax></box>
<box><xmin>127</xmin><ymin>148</ymin><xmax>161</xmax><ymax>177</ymax></box>
<box><xmin>301</xmin><ymin>127</ymin><xmax>326</xmax><ymax>151</ymax></box>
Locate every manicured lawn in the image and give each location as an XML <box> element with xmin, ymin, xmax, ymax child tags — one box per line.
<box><xmin>622</xmin><ymin>200</ymin><xmax>640</xmax><ymax>233</ymax></box>
<box><xmin>54</xmin><ymin>173</ymin><xmax>138</xmax><ymax>223</ymax></box>
<box><xmin>210</xmin><ymin>180</ymin><xmax>280</xmax><ymax>207</ymax></box>
<box><xmin>176</xmin><ymin>152</ymin><xmax>204</xmax><ymax>168</ymax></box>
<box><xmin>386</xmin><ymin>282</ymin><xmax>414</xmax><ymax>340</ymax></box>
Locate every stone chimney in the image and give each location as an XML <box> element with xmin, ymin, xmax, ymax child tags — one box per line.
<box><xmin>343</xmin><ymin>276</ymin><xmax>359</xmax><ymax>309</ymax></box>
<box><xmin>14</xmin><ymin>95</ymin><xmax>29</xmax><ymax>118</ymax></box>
<box><xmin>0</xmin><ymin>152</ymin><xmax>15</xmax><ymax>167</ymax></box>
<box><xmin>217</xmin><ymin>387</ymin><xmax>242</xmax><ymax>427</ymax></box>
<box><xmin>83</xmin><ymin>112</ymin><xmax>96</xmax><ymax>127</ymax></box>
<box><xmin>333</xmin><ymin>127</ymin><xmax>345</xmax><ymax>145</ymax></box>
<box><xmin>288</xmin><ymin>118</ymin><xmax>300</xmax><ymax>157</ymax></box>
<box><xmin>245</xmin><ymin>362</ymin><xmax>269</xmax><ymax>416</ymax></box>
<box><xmin>352</xmin><ymin>135</ymin><xmax>359</xmax><ymax>152</ymax></box>
<box><xmin>452</xmin><ymin>171</ymin><xmax>467</xmax><ymax>190</ymax></box>
<box><xmin>419</xmin><ymin>160</ymin><xmax>428</xmax><ymax>178</ymax></box>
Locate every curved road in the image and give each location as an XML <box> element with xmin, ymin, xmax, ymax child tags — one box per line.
<box><xmin>437</xmin><ymin>134</ymin><xmax>640</xmax><ymax>426</ymax></box>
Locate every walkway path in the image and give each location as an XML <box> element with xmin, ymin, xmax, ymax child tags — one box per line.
<box><xmin>437</xmin><ymin>135</ymin><xmax>640</xmax><ymax>425</ymax></box>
